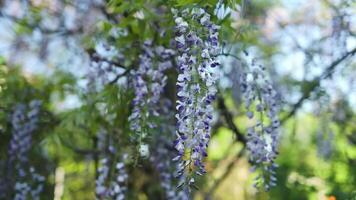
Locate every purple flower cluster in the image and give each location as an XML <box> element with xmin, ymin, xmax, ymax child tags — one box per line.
<box><xmin>9</xmin><ymin>101</ymin><xmax>41</xmax><ymax>163</ymax></box>
<box><xmin>151</xmin><ymin>138</ymin><xmax>189</xmax><ymax>200</ymax></box>
<box><xmin>96</xmin><ymin>130</ymin><xmax>128</xmax><ymax>200</ymax></box>
<box><xmin>128</xmin><ymin>41</ymin><xmax>174</xmax><ymax>157</ymax></box>
<box><xmin>239</xmin><ymin>57</ymin><xmax>281</xmax><ymax>190</ymax></box>
<box><xmin>96</xmin><ymin>155</ymin><xmax>129</xmax><ymax>200</ymax></box>
<box><xmin>14</xmin><ymin>167</ymin><xmax>45</xmax><ymax>200</ymax></box>
<box><xmin>316</xmin><ymin>129</ymin><xmax>334</xmax><ymax>160</ymax></box>
<box><xmin>109</xmin><ymin>162</ymin><xmax>128</xmax><ymax>200</ymax></box>
<box><xmin>96</xmin><ymin>158</ymin><xmax>128</xmax><ymax>200</ymax></box>
<box><xmin>87</xmin><ymin>43</ymin><xmax>125</xmax><ymax>91</ymax></box>
<box><xmin>331</xmin><ymin>9</ymin><xmax>350</xmax><ymax>57</ymax></box>
<box><xmin>172</xmin><ymin>7</ymin><xmax>220</xmax><ymax>188</ymax></box>
<box><xmin>96</xmin><ymin>158</ymin><xmax>111</xmax><ymax>198</ymax></box>
<box><xmin>7</xmin><ymin>100</ymin><xmax>44</xmax><ymax>199</ymax></box>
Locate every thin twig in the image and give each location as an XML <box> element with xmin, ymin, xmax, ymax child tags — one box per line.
<box><xmin>217</xmin><ymin>95</ymin><xmax>246</xmax><ymax>144</ymax></box>
<box><xmin>86</xmin><ymin>48</ymin><xmax>131</xmax><ymax>85</ymax></box>
<box><xmin>205</xmin><ymin>149</ymin><xmax>246</xmax><ymax>199</ymax></box>
<box><xmin>109</xmin><ymin>68</ymin><xmax>131</xmax><ymax>85</ymax></box>
<box><xmin>217</xmin><ymin>53</ymin><xmax>241</xmax><ymax>61</ymax></box>
<box><xmin>87</xmin><ymin>48</ymin><xmax>128</xmax><ymax>69</ymax></box>
<box><xmin>281</xmin><ymin>47</ymin><xmax>356</xmax><ymax>123</ymax></box>
<box><xmin>0</xmin><ymin>11</ymin><xmax>83</xmax><ymax>36</ymax></box>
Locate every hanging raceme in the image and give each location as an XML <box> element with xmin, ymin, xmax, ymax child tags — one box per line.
<box><xmin>7</xmin><ymin>100</ymin><xmax>45</xmax><ymax>199</ymax></box>
<box><xmin>110</xmin><ymin>161</ymin><xmax>128</xmax><ymax>200</ymax></box>
<box><xmin>238</xmin><ymin>54</ymin><xmax>281</xmax><ymax>191</ymax></box>
<box><xmin>147</xmin><ymin>96</ymin><xmax>190</xmax><ymax>199</ymax></box>
<box><xmin>96</xmin><ymin>158</ymin><xmax>129</xmax><ymax>200</ymax></box>
<box><xmin>128</xmin><ymin>41</ymin><xmax>175</xmax><ymax>157</ymax></box>
<box><xmin>87</xmin><ymin>43</ymin><xmax>123</xmax><ymax>91</ymax></box>
<box><xmin>316</xmin><ymin>129</ymin><xmax>334</xmax><ymax>160</ymax></box>
<box><xmin>172</xmin><ymin>7</ymin><xmax>220</xmax><ymax>189</ymax></box>
<box><xmin>315</xmin><ymin>107</ymin><xmax>334</xmax><ymax>160</ymax></box>
<box><xmin>151</xmin><ymin>137</ymin><xmax>189</xmax><ymax>200</ymax></box>
<box><xmin>96</xmin><ymin>157</ymin><xmax>111</xmax><ymax>198</ymax></box>
<box><xmin>95</xmin><ymin>130</ymin><xmax>128</xmax><ymax>200</ymax></box>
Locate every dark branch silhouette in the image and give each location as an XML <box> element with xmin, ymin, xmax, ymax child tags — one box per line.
<box><xmin>281</xmin><ymin>47</ymin><xmax>356</xmax><ymax>123</ymax></box>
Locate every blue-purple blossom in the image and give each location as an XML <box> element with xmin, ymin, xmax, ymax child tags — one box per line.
<box><xmin>95</xmin><ymin>129</ymin><xmax>128</xmax><ymax>200</ymax></box>
<box><xmin>14</xmin><ymin>167</ymin><xmax>45</xmax><ymax>200</ymax></box>
<box><xmin>316</xmin><ymin>130</ymin><xmax>334</xmax><ymax>160</ymax></box>
<box><xmin>128</xmin><ymin>41</ymin><xmax>174</xmax><ymax>157</ymax></box>
<box><xmin>108</xmin><ymin>162</ymin><xmax>128</xmax><ymax>200</ymax></box>
<box><xmin>7</xmin><ymin>100</ymin><xmax>44</xmax><ymax>199</ymax></box>
<box><xmin>96</xmin><ymin>158</ymin><xmax>128</xmax><ymax>200</ymax></box>
<box><xmin>9</xmin><ymin>101</ymin><xmax>41</xmax><ymax>164</ymax></box>
<box><xmin>331</xmin><ymin>8</ymin><xmax>350</xmax><ymax>58</ymax></box>
<box><xmin>96</xmin><ymin>158</ymin><xmax>110</xmax><ymax>198</ymax></box>
<box><xmin>151</xmin><ymin>137</ymin><xmax>189</xmax><ymax>200</ymax></box>
<box><xmin>238</xmin><ymin>57</ymin><xmax>281</xmax><ymax>190</ymax></box>
<box><xmin>96</xmin><ymin>151</ymin><xmax>128</xmax><ymax>200</ymax></box>
<box><xmin>173</xmin><ymin>7</ymin><xmax>220</xmax><ymax>189</ymax></box>
<box><xmin>87</xmin><ymin>43</ymin><xmax>125</xmax><ymax>91</ymax></box>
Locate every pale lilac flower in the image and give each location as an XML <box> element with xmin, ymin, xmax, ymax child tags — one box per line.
<box><xmin>238</xmin><ymin>55</ymin><xmax>281</xmax><ymax>190</ymax></box>
<box><xmin>14</xmin><ymin>167</ymin><xmax>45</xmax><ymax>200</ymax></box>
<box><xmin>96</xmin><ymin>158</ymin><xmax>110</xmax><ymax>198</ymax></box>
<box><xmin>108</xmin><ymin>162</ymin><xmax>128</xmax><ymax>200</ymax></box>
<box><xmin>87</xmin><ymin>43</ymin><xmax>125</xmax><ymax>91</ymax></box>
<box><xmin>151</xmin><ymin>136</ymin><xmax>189</xmax><ymax>200</ymax></box>
<box><xmin>128</xmin><ymin>41</ymin><xmax>175</xmax><ymax>156</ymax></box>
<box><xmin>8</xmin><ymin>100</ymin><xmax>44</xmax><ymax>199</ymax></box>
<box><xmin>316</xmin><ymin>130</ymin><xmax>334</xmax><ymax>160</ymax></box>
<box><xmin>95</xmin><ymin>138</ymin><xmax>128</xmax><ymax>200</ymax></box>
<box><xmin>173</xmin><ymin>7</ymin><xmax>220</xmax><ymax>190</ymax></box>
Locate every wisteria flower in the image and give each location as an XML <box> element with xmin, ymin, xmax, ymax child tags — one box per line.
<box><xmin>172</xmin><ymin>7</ymin><xmax>220</xmax><ymax>190</ymax></box>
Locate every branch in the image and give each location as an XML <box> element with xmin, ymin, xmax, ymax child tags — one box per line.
<box><xmin>217</xmin><ymin>95</ymin><xmax>246</xmax><ymax>144</ymax></box>
<box><xmin>109</xmin><ymin>68</ymin><xmax>131</xmax><ymax>85</ymax></box>
<box><xmin>320</xmin><ymin>48</ymin><xmax>356</xmax><ymax>79</ymax></box>
<box><xmin>60</xmin><ymin>136</ymin><xmax>102</xmax><ymax>156</ymax></box>
<box><xmin>0</xmin><ymin>11</ymin><xmax>83</xmax><ymax>36</ymax></box>
<box><xmin>206</xmin><ymin>95</ymin><xmax>251</xmax><ymax>195</ymax></box>
<box><xmin>205</xmin><ymin>149</ymin><xmax>246</xmax><ymax>199</ymax></box>
<box><xmin>281</xmin><ymin>47</ymin><xmax>356</xmax><ymax>123</ymax></box>
<box><xmin>217</xmin><ymin>53</ymin><xmax>241</xmax><ymax>61</ymax></box>
<box><xmin>86</xmin><ymin>48</ymin><xmax>131</xmax><ymax>85</ymax></box>
<box><xmin>87</xmin><ymin>48</ymin><xmax>128</xmax><ymax>69</ymax></box>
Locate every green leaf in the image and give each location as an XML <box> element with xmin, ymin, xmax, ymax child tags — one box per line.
<box><xmin>175</xmin><ymin>0</ymin><xmax>201</xmax><ymax>6</ymax></box>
